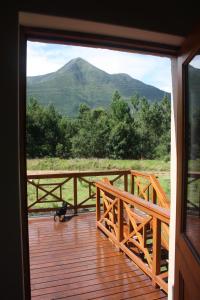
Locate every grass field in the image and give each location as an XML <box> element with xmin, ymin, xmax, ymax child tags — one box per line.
<box><xmin>27</xmin><ymin>158</ymin><xmax>170</xmax><ymax>172</ymax></box>
<box><xmin>27</xmin><ymin>158</ymin><xmax>171</xmax><ymax>211</ymax></box>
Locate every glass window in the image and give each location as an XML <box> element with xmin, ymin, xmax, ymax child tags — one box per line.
<box><xmin>184</xmin><ymin>53</ymin><xmax>200</xmax><ymax>258</ymax></box>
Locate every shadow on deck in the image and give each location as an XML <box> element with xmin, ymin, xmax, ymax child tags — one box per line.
<box><xmin>29</xmin><ymin>213</ymin><xmax>167</xmax><ymax>300</ymax></box>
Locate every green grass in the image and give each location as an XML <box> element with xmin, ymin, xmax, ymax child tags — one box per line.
<box><xmin>27</xmin><ymin>158</ymin><xmax>170</xmax><ymax>172</ymax></box>
<box><xmin>27</xmin><ymin>158</ymin><xmax>170</xmax><ymax>211</ymax></box>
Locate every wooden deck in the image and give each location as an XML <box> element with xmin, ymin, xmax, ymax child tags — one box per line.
<box><xmin>29</xmin><ymin>213</ymin><xmax>167</xmax><ymax>300</ymax></box>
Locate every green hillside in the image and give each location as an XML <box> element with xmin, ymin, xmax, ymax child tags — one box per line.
<box><xmin>27</xmin><ymin>57</ymin><xmax>170</xmax><ymax>116</ymax></box>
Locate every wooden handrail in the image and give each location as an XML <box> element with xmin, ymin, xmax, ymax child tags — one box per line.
<box><xmin>96</xmin><ymin>179</ymin><xmax>170</xmax><ymax>293</ymax></box>
<box><xmin>130</xmin><ymin>170</ymin><xmax>154</xmax><ymax>179</ymax></box>
<box><xmin>27</xmin><ymin>169</ymin><xmax>130</xmax><ymax>179</ymax></box>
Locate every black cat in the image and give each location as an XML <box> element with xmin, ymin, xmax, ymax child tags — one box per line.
<box><xmin>54</xmin><ymin>201</ymin><xmax>68</xmax><ymax>222</ymax></box>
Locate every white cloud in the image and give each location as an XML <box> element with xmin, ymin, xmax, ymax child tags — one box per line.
<box><xmin>27</xmin><ymin>41</ymin><xmax>172</xmax><ymax>92</ymax></box>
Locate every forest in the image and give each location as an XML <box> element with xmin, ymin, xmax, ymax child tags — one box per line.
<box><xmin>26</xmin><ymin>91</ymin><xmax>171</xmax><ymax>160</ymax></box>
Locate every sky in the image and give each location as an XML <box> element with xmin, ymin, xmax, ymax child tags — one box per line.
<box><xmin>27</xmin><ymin>41</ymin><xmax>172</xmax><ymax>93</ymax></box>
<box><xmin>190</xmin><ymin>55</ymin><xmax>200</xmax><ymax>69</ymax></box>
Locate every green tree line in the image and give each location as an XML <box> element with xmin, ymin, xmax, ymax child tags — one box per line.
<box><xmin>26</xmin><ymin>91</ymin><xmax>171</xmax><ymax>160</ymax></box>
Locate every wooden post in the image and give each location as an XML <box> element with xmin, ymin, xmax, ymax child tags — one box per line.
<box><xmin>137</xmin><ymin>180</ymin><xmax>140</xmax><ymax>196</ymax></box>
<box><xmin>36</xmin><ymin>185</ymin><xmax>39</xmax><ymax>203</ymax></box>
<box><xmin>60</xmin><ymin>185</ymin><xmax>62</xmax><ymax>201</ymax></box>
<box><xmin>130</xmin><ymin>174</ymin><xmax>134</xmax><ymax>194</ymax></box>
<box><xmin>89</xmin><ymin>182</ymin><xmax>91</xmax><ymax>198</ymax></box>
<box><xmin>129</xmin><ymin>174</ymin><xmax>134</xmax><ymax>236</ymax></box>
<box><xmin>124</xmin><ymin>174</ymin><xmax>128</xmax><ymax>192</ymax></box>
<box><xmin>117</xmin><ymin>198</ymin><xmax>123</xmax><ymax>243</ymax></box>
<box><xmin>152</xmin><ymin>188</ymin><xmax>157</xmax><ymax>204</ymax></box>
<box><xmin>143</xmin><ymin>224</ymin><xmax>147</xmax><ymax>248</ymax></box>
<box><xmin>152</xmin><ymin>217</ymin><xmax>161</xmax><ymax>286</ymax></box>
<box><xmin>74</xmin><ymin>176</ymin><xmax>78</xmax><ymax>215</ymax></box>
<box><xmin>147</xmin><ymin>186</ymin><xmax>150</xmax><ymax>201</ymax></box>
<box><xmin>96</xmin><ymin>187</ymin><xmax>101</xmax><ymax>222</ymax></box>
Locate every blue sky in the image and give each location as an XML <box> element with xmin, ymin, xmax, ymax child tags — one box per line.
<box><xmin>27</xmin><ymin>41</ymin><xmax>172</xmax><ymax>93</ymax></box>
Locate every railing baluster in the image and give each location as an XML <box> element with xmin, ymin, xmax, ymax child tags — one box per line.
<box><xmin>96</xmin><ymin>187</ymin><xmax>101</xmax><ymax>222</ymax></box>
<box><xmin>130</xmin><ymin>174</ymin><xmax>134</xmax><ymax>194</ymax></box>
<box><xmin>60</xmin><ymin>185</ymin><xmax>62</xmax><ymax>201</ymax></box>
<box><xmin>89</xmin><ymin>182</ymin><xmax>91</xmax><ymax>198</ymax></box>
<box><xmin>143</xmin><ymin>224</ymin><xmax>147</xmax><ymax>248</ymax></box>
<box><xmin>74</xmin><ymin>176</ymin><xmax>78</xmax><ymax>215</ymax></box>
<box><xmin>36</xmin><ymin>184</ymin><xmax>39</xmax><ymax>203</ymax></box>
<box><xmin>152</xmin><ymin>187</ymin><xmax>157</xmax><ymax>204</ymax></box>
<box><xmin>152</xmin><ymin>216</ymin><xmax>161</xmax><ymax>286</ymax></box>
<box><xmin>124</xmin><ymin>174</ymin><xmax>128</xmax><ymax>192</ymax></box>
<box><xmin>117</xmin><ymin>198</ymin><xmax>123</xmax><ymax>243</ymax></box>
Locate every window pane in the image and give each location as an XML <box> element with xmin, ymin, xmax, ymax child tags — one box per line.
<box><xmin>185</xmin><ymin>54</ymin><xmax>200</xmax><ymax>258</ymax></box>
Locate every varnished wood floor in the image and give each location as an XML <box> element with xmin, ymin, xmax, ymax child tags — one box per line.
<box><xmin>29</xmin><ymin>213</ymin><xmax>167</xmax><ymax>300</ymax></box>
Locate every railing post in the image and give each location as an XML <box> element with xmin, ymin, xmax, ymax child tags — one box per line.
<box><xmin>117</xmin><ymin>198</ymin><xmax>123</xmax><ymax>244</ymax></box>
<box><xmin>60</xmin><ymin>185</ymin><xmax>62</xmax><ymax>201</ymax></box>
<box><xmin>124</xmin><ymin>174</ymin><xmax>128</xmax><ymax>192</ymax></box>
<box><xmin>152</xmin><ymin>187</ymin><xmax>157</xmax><ymax>204</ymax></box>
<box><xmin>147</xmin><ymin>186</ymin><xmax>150</xmax><ymax>201</ymax></box>
<box><xmin>96</xmin><ymin>187</ymin><xmax>101</xmax><ymax>222</ymax></box>
<box><xmin>152</xmin><ymin>216</ymin><xmax>161</xmax><ymax>286</ymax></box>
<box><xmin>128</xmin><ymin>173</ymin><xmax>134</xmax><ymax>234</ymax></box>
<box><xmin>130</xmin><ymin>173</ymin><xmax>134</xmax><ymax>194</ymax></box>
<box><xmin>36</xmin><ymin>184</ymin><xmax>39</xmax><ymax>203</ymax></box>
<box><xmin>74</xmin><ymin>176</ymin><xmax>78</xmax><ymax>215</ymax></box>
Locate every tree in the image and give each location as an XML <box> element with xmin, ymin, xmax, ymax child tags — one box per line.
<box><xmin>72</xmin><ymin>105</ymin><xmax>110</xmax><ymax>158</ymax></box>
<box><xmin>110</xmin><ymin>91</ymin><xmax>131</xmax><ymax>122</ymax></box>
<box><xmin>27</xmin><ymin>98</ymin><xmax>61</xmax><ymax>157</ymax></box>
<box><xmin>107</xmin><ymin>92</ymin><xmax>139</xmax><ymax>158</ymax></box>
<box><xmin>26</xmin><ymin>93</ymin><xmax>171</xmax><ymax>160</ymax></box>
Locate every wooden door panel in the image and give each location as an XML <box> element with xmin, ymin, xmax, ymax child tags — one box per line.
<box><xmin>174</xmin><ymin>27</ymin><xmax>200</xmax><ymax>300</ymax></box>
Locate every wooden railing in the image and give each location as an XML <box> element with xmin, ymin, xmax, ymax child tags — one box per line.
<box><xmin>130</xmin><ymin>170</ymin><xmax>170</xmax><ymax>251</ymax></box>
<box><xmin>96</xmin><ymin>179</ymin><xmax>170</xmax><ymax>293</ymax></box>
<box><xmin>130</xmin><ymin>170</ymin><xmax>170</xmax><ymax>209</ymax></box>
<box><xmin>27</xmin><ymin>170</ymin><xmax>129</xmax><ymax>213</ymax></box>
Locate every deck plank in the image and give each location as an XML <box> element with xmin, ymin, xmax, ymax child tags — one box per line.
<box><xmin>29</xmin><ymin>213</ymin><xmax>167</xmax><ymax>299</ymax></box>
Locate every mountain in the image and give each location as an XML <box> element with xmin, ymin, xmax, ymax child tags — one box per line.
<box><xmin>27</xmin><ymin>57</ymin><xmax>170</xmax><ymax>116</ymax></box>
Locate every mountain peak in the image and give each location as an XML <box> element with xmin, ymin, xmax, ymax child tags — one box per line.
<box><xmin>57</xmin><ymin>57</ymin><xmax>93</xmax><ymax>73</ymax></box>
<box><xmin>71</xmin><ymin>57</ymin><xmax>87</xmax><ymax>63</ymax></box>
<box><xmin>27</xmin><ymin>57</ymin><xmax>171</xmax><ymax>116</ymax></box>
<box><xmin>66</xmin><ymin>57</ymin><xmax>89</xmax><ymax>66</ymax></box>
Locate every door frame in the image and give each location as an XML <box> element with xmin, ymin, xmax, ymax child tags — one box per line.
<box><xmin>174</xmin><ymin>27</ymin><xmax>200</xmax><ymax>299</ymax></box>
<box><xmin>19</xmin><ymin>12</ymin><xmax>183</xmax><ymax>299</ymax></box>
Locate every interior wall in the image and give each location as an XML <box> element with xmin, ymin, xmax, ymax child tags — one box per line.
<box><xmin>1</xmin><ymin>9</ymin><xmax>29</xmax><ymax>299</ymax></box>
